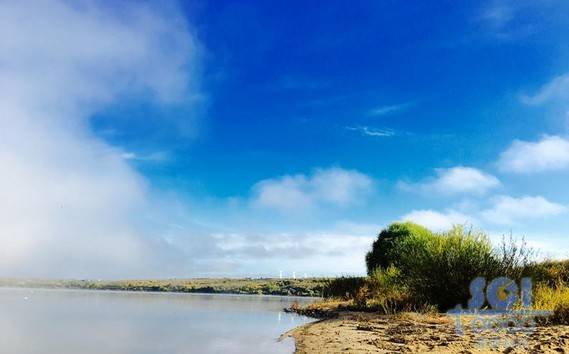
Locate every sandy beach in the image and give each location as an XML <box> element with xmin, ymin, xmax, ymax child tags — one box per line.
<box><xmin>286</xmin><ymin>312</ymin><xmax>569</xmax><ymax>353</ymax></box>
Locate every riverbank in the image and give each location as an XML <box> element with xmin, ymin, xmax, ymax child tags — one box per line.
<box><xmin>0</xmin><ymin>277</ymin><xmax>329</xmax><ymax>297</ymax></box>
<box><xmin>279</xmin><ymin>222</ymin><xmax>569</xmax><ymax>352</ymax></box>
<box><xmin>286</xmin><ymin>311</ymin><xmax>569</xmax><ymax>353</ymax></box>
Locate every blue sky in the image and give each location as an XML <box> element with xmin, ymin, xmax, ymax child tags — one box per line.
<box><xmin>2</xmin><ymin>0</ymin><xmax>569</xmax><ymax>278</ymax></box>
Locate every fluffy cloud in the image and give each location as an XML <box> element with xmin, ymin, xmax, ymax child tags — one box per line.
<box><xmin>251</xmin><ymin>167</ymin><xmax>373</xmax><ymax>213</ymax></box>
<box><xmin>401</xmin><ymin>210</ymin><xmax>474</xmax><ymax>232</ymax></box>
<box><xmin>498</xmin><ymin>136</ymin><xmax>569</xmax><ymax>173</ymax></box>
<box><xmin>0</xmin><ymin>0</ymin><xmax>200</xmax><ymax>277</ymax></box>
<box><xmin>521</xmin><ymin>73</ymin><xmax>569</xmax><ymax>105</ymax></box>
<box><xmin>481</xmin><ymin>195</ymin><xmax>567</xmax><ymax>225</ymax></box>
<box><xmin>400</xmin><ymin>166</ymin><xmax>500</xmax><ymax>195</ymax></box>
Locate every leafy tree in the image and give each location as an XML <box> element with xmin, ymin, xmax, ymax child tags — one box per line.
<box><xmin>365</xmin><ymin>222</ymin><xmax>432</xmax><ymax>275</ymax></box>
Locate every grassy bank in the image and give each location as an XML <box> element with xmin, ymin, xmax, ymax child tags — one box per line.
<box><xmin>0</xmin><ymin>277</ymin><xmax>330</xmax><ymax>297</ymax></box>
<box><xmin>290</xmin><ymin>222</ymin><xmax>569</xmax><ymax>325</ymax></box>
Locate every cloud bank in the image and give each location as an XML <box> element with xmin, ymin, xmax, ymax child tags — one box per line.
<box><xmin>0</xmin><ymin>0</ymin><xmax>200</xmax><ymax>278</ymax></box>
<box><xmin>498</xmin><ymin>136</ymin><xmax>569</xmax><ymax>173</ymax></box>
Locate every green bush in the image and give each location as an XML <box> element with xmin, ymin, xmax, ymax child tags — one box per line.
<box><xmin>365</xmin><ymin>222</ymin><xmax>432</xmax><ymax>275</ymax></box>
<box><xmin>367</xmin><ymin>266</ymin><xmax>403</xmax><ymax>296</ymax></box>
<box><xmin>322</xmin><ymin>276</ymin><xmax>367</xmax><ymax>299</ymax></box>
<box><xmin>392</xmin><ymin>225</ymin><xmax>499</xmax><ymax>311</ymax></box>
<box><xmin>345</xmin><ymin>267</ymin><xmax>422</xmax><ymax>314</ymax></box>
<box><xmin>526</xmin><ymin>259</ymin><xmax>569</xmax><ymax>287</ymax></box>
<box><xmin>364</xmin><ymin>266</ymin><xmax>413</xmax><ymax>314</ymax></box>
<box><xmin>306</xmin><ymin>222</ymin><xmax>561</xmax><ymax>317</ymax></box>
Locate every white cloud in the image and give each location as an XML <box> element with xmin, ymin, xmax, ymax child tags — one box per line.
<box><xmin>401</xmin><ymin>166</ymin><xmax>500</xmax><ymax>195</ymax></box>
<box><xmin>498</xmin><ymin>136</ymin><xmax>569</xmax><ymax>173</ymax></box>
<box><xmin>346</xmin><ymin>126</ymin><xmax>395</xmax><ymax>137</ymax></box>
<box><xmin>121</xmin><ymin>151</ymin><xmax>170</xmax><ymax>163</ymax></box>
<box><xmin>481</xmin><ymin>195</ymin><xmax>567</xmax><ymax>225</ymax></box>
<box><xmin>515</xmin><ymin>232</ymin><xmax>569</xmax><ymax>260</ymax></box>
<box><xmin>401</xmin><ymin>209</ymin><xmax>474</xmax><ymax>232</ymax></box>
<box><xmin>521</xmin><ymin>73</ymin><xmax>569</xmax><ymax>105</ymax></box>
<box><xmin>368</xmin><ymin>102</ymin><xmax>412</xmax><ymax>116</ymax></box>
<box><xmin>0</xmin><ymin>0</ymin><xmax>200</xmax><ymax>278</ymax></box>
<box><xmin>251</xmin><ymin>167</ymin><xmax>373</xmax><ymax>213</ymax></box>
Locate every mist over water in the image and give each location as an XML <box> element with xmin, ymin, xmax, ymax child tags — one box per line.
<box><xmin>0</xmin><ymin>288</ymin><xmax>314</xmax><ymax>354</ymax></box>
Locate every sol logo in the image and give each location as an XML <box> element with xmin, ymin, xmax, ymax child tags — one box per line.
<box><xmin>466</xmin><ymin>277</ymin><xmax>532</xmax><ymax>311</ymax></box>
<box><xmin>447</xmin><ymin>276</ymin><xmax>550</xmax><ymax>340</ymax></box>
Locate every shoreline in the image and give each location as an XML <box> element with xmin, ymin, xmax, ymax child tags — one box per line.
<box><xmin>0</xmin><ymin>285</ymin><xmax>320</xmax><ymax>301</ymax></box>
<box><xmin>284</xmin><ymin>312</ymin><xmax>569</xmax><ymax>353</ymax></box>
<box><xmin>0</xmin><ymin>277</ymin><xmax>329</xmax><ymax>297</ymax></box>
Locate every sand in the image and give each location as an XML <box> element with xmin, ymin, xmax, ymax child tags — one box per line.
<box><xmin>286</xmin><ymin>312</ymin><xmax>569</xmax><ymax>353</ymax></box>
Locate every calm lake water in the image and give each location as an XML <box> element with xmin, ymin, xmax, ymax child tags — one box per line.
<box><xmin>0</xmin><ymin>287</ymin><xmax>315</xmax><ymax>354</ymax></box>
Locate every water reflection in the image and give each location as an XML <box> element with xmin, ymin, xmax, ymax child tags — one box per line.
<box><xmin>0</xmin><ymin>288</ymin><xmax>315</xmax><ymax>354</ymax></box>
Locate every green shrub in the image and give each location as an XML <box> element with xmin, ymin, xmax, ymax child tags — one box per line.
<box><xmin>365</xmin><ymin>222</ymin><xmax>433</xmax><ymax>275</ymax></box>
<box><xmin>322</xmin><ymin>276</ymin><xmax>366</xmax><ymax>299</ymax></box>
<box><xmin>526</xmin><ymin>260</ymin><xmax>569</xmax><ymax>287</ymax></box>
<box><xmin>348</xmin><ymin>267</ymin><xmax>419</xmax><ymax>314</ymax></box>
<box><xmin>365</xmin><ymin>266</ymin><xmax>414</xmax><ymax>314</ymax></box>
<box><xmin>393</xmin><ymin>225</ymin><xmax>499</xmax><ymax>311</ymax></box>
<box><xmin>367</xmin><ymin>266</ymin><xmax>403</xmax><ymax>296</ymax></box>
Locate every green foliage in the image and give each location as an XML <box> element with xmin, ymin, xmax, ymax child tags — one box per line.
<box><xmin>363</xmin><ymin>224</ymin><xmax>540</xmax><ymax>312</ymax></box>
<box><xmin>385</xmin><ymin>225</ymin><xmax>500</xmax><ymax>310</ymax></box>
<box><xmin>0</xmin><ymin>278</ymin><xmax>331</xmax><ymax>297</ymax></box>
<box><xmin>367</xmin><ymin>266</ymin><xmax>403</xmax><ymax>295</ymax></box>
<box><xmin>361</xmin><ymin>266</ymin><xmax>415</xmax><ymax>314</ymax></box>
<box><xmin>321</xmin><ymin>276</ymin><xmax>366</xmax><ymax>299</ymax></box>
<box><xmin>316</xmin><ymin>225</ymin><xmax>538</xmax><ymax>314</ymax></box>
<box><xmin>365</xmin><ymin>222</ymin><xmax>432</xmax><ymax>275</ymax></box>
<box><xmin>303</xmin><ymin>223</ymin><xmax>567</xmax><ymax>323</ymax></box>
<box><xmin>306</xmin><ymin>267</ymin><xmax>434</xmax><ymax>315</ymax></box>
<box><xmin>526</xmin><ymin>259</ymin><xmax>569</xmax><ymax>287</ymax></box>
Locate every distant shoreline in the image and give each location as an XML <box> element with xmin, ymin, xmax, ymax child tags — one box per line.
<box><xmin>0</xmin><ymin>278</ymin><xmax>329</xmax><ymax>297</ymax></box>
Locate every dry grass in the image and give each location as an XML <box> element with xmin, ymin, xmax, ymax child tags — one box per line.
<box><xmin>533</xmin><ymin>283</ymin><xmax>569</xmax><ymax>324</ymax></box>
